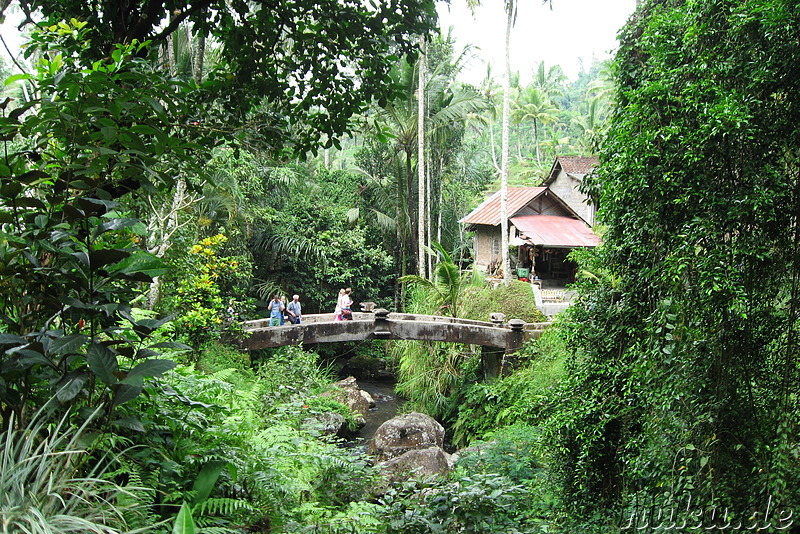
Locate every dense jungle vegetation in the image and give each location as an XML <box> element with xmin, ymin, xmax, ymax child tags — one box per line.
<box><xmin>1</xmin><ymin>0</ymin><xmax>798</xmax><ymax>532</ymax></box>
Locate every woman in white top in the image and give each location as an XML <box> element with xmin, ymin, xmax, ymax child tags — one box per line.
<box><xmin>334</xmin><ymin>288</ymin><xmax>346</xmax><ymax>320</ymax></box>
<box><xmin>340</xmin><ymin>288</ymin><xmax>353</xmax><ymax>320</ymax></box>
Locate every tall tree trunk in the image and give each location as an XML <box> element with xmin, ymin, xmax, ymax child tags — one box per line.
<box><xmin>147</xmin><ymin>178</ymin><xmax>189</xmax><ymax>309</ymax></box>
<box><xmin>397</xmin><ymin>174</ymin><xmax>408</xmax><ymax>310</ymax></box>
<box><xmin>417</xmin><ymin>34</ymin><xmax>427</xmax><ymax>278</ymax></box>
<box><xmin>192</xmin><ymin>31</ymin><xmax>206</xmax><ymax>84</ymax></box>
<box><xmin>406</xmin><ymin>150</ymin><xmax>416</xmax><ymax>273</ymax></box>
<box><xmin>500</xmin><ymin>0</ymin><xmax>513</xmax><ymax>282</ymax></box>
<box><xmin>426</xmin><ymin>155</ymin><xmax>433</xmax><ymax>277</ymax></box>
<box><xmin>166</xmin><ymin>13</ymin><xmax>176</xmax><ymax>76</ymax></box>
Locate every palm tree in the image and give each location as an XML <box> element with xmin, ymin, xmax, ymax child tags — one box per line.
<box><xmin>499</xmin><ymin>0</ymin><xmax>553</xmax><ymax>282</ymax></box>
<box><xmin>513</xmin><ymin>85</ymin><xmax>559</xmax><ymax>164</ymax></box>
<box><xmin>531</xmin><ymin>60</ymin><xmax>566</xmax><ymax>98</ymax></box>
<box><xmin>359</xmin><ymin>36</ymin><xmax>490</xmax><ymax>290</ymax></box>
<box><xmin>476</xmin><ymin>64</ymin><xmax>503</xmax><ymax>170</ymax></box>
<box><xmin>399</xmin><ymin>243</ymin><xmax>473</xmax><ymax>317</ymax></box>
<box><xmin>500</xmin><ymin>0</ymin><xmax>513</xmax><ymax>282</ymax></box>
<box><xmin>571</xmin><ymin>95</ymin><xmax>605</xmax><ymax>154</ymax></box>
<box><xmin>417</xmin><ymin>35</ymin><xmax>427</xmax><ymax>278</ymax></box>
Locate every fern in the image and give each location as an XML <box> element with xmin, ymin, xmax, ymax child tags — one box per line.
<box><xmin>194</xmin><ymin>497</ymin><xmax>254</xmax><ymax>517</ymax></box>
<box><xmin>210</xmin><ymin>367</ymin><xmax>238</xmax><ymax>383</ymax></box>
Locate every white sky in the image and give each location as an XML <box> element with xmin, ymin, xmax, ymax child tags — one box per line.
<box><xmin>436</xmin><ymin>0</ymin><xmax>638</xmax><ymax>84</ymax></box>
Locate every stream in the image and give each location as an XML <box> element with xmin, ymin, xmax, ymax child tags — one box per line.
<box><xmin>351</xmin><ymin>379</ymin><xmax>405</xmax><ymax>447</ymax></box>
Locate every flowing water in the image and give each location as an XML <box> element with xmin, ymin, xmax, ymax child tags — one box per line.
<box><xmin>351</xmin><ymin>379</ymin><xmax>404</xmax><ymax>447</ymax></box>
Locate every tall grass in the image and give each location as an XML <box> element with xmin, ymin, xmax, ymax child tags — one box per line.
<box><xmin>0</xmin><ymin>406</ymin><xmax>149</xmax><ymax>534</ymax></box>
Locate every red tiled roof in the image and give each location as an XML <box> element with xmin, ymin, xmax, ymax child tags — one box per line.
<box><xmin>511</xmin><ymin>215</ymin><xmax>601</xmax><ymax>248</ymax></box>
<box><xmin>459</xmin><ymin>187</ymin><xmax>548</xmax><ymax>226</ymax></box>
<box><xmin>556</xmin><ymin>156</ymin><xmax>598</xmax><ymax>175</ymax></box>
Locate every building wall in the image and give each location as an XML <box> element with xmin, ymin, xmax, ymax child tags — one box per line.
<box><xmin>515</xmin><ymin>194</ymin><xmax>572</xmax><ymax>218</ymax></box>
<box><xmin>548</xmin><ymin>171</ymin><xmax>595</xmax><ymax>225</ymax></box>
<box><xmin>473</xmin><ymin>226</ymin><xmax>501</xmax><ymax>267</ymax></box>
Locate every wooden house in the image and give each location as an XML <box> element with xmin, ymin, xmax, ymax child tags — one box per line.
<box><xmin>459</xmin><ymin>156</ymin><xmax>600</xmax><ymax>282</ymax></box>
<box><xmin>542</xmin><ymin>155</ymin><xmax>598</xmax><ymax>225</ymax></box>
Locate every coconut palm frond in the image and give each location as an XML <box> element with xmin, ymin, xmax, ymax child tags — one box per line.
<box><xmin>251</xmin><ymin>231</ymin><xmax>327</xmax><ymax>272</ymax></box>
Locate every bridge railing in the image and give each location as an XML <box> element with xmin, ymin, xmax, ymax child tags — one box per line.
<box><xmin>243</xmin><ymin>312</ymin><xmax>375</xmax><ymax>330</ymax></box>
<box><xmin>241</xmin><ymin>309</ymin><xmax>552</xmax><ymax>351</ymax></box>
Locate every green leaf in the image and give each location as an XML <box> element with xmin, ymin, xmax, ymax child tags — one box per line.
<box><xmin>49</xmin><ymin>333</ymin><xmax>89</xmax><ymax>355</ymax></box>
<box><xmin>9</xmin><ymin>101</ymin><xmax>36</xmax><ymax>121</ymax></box>
<box><xmin>55</xmin><ymin>374</ymin><xmax>86</xmax><ymax>402</ymax></box>
<box><xmin>125</xmin><ymin>314</ymin><xmax>174</xmax><ymax>339</ymax></box>
<box><xmin>9</xmin><ymin>351</ymin><xmax>55</xmax><ymax>371</ymax></box>
<box><xmin>0</xmin><ymin>333</ymin><xmax>26</xmax><ymax>346</ymax></box>
<box><xmin>16</xmin><ymin>170</ymin><xmax>49</xmax><ymax>184</ymax></box>
<box><xmin>134</xmin><ymin>348</ymin><xmax>159</xmax><ymax>359</ymax></box>
<box><xmin>112</xmin><ymin>383</ymin><xmax>142</xmax><ymax>407</ymax></box>
<box><xmin>190</xmin><ymin>461</ymin><xmax>228</xmax><ymax>505</ymax></box>
<box><xmin>0</xmin><ymin>181</ymin><xmax>23</xmax><ymax>199</ymax></box>
<box><xmin>87</xmin><ymin>342</ymin><xmax>119</xmax><ymax>385</ymax></box>
<box><xmin>89</xmin><ymin>249</ymin><xmax>130</xmax><ymax>268</ymax></box>
<box><xmin>172</xmin><ymin>502</ymin><xmax>196</xmax><ymax>534</ymax></box>
<box><xmin>108</xmin><ymin>251</ymin><xmax>167</xmax><ymax>278</ymax></box>
<box><xmin>97</xmin><ymin>217</ymin><xmax>140</xmax><ymax>234</ymax></box>
<box><xmin>127</xmin><ymin>358</ymin><xmax>175</xmax><ymax>380</ymax></box>
<box><xmin>4</xmin><ymin>73</ymin><xmax>33</xmax><ymax>86</ymax></box>
<box><xmin>111</xmin><ymin>417</ymin><xmax>145</xmax><ymax>432</ymax></box>
<box><xmin>14</xmin><ymin>197</ymin><xmax>47</xmax><ymax>209</ymax></box>
<box><xmin>71</xmin><ymin>251</ymin><xmax>89</xmax><ymax>267</ymax></box>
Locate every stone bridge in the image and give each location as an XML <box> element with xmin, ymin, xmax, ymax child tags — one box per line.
<box><xmin>242</xmin><ymin>309</ymin><xmax>551</xmax><ymax>379</ymax></box>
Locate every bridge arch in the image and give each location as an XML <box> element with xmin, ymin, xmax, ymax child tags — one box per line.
<box><xmin>242</xmin><ymin>310</ymin><xmax>548</xmax><ymax>379</ymax></box>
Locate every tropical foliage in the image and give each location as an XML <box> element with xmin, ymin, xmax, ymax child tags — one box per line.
<box><xmin>543</xmin><ymin>0</ymin><xmax>800</xmax><ymax>530</ymax></box>
<box><xmin>5</xmin><ymin>0</ymin><xmax>799</xmax><ymax>533</ymax></box>
<box><xmin>0</xmin><ymin>22</ymin><xmax>185</xmax><ymax>429</ymax></box>
<box><xmin>1</xmin><ymin>0</ymin><xmax>437</xmax><ymax>158</ymax></box>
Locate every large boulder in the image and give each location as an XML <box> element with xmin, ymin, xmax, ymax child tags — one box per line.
<box><xmin>334</xmin><ymin>376</ymin><xmax>371</xmax><ymax>417</ymax></box>
<box><xmin>303</xmin><ymin>412</ymin><xmax>348</xmax><ymax>438</ymax></box>
<box><xmin>368</xmin><ymin>412</ymin><xmax>445</xmax><ymax>462</ymax></box>
<box><xmin>378</xmin><ymin>446</ymin><xmax>451</xmax><ymax>485</ymax></box>
<box><xmin>320</xmin><ymin>376</ymin><xmax>369</xmax><ymax>427</ymax></box>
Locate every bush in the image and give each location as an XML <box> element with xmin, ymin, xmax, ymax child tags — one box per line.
<box><xmin>449</xmin><ymin>327</ymin><xmax>569</xmax><ymax>446</ymax></box>
<box><xmin>380</xmin><ymin>472</ymin><xmax>546</xmax><ymax>533</ymax></box>
<box><xmin>461</xmin><ymin>280</ymin><xmax>546</xmax><ymax>323</ymax></box>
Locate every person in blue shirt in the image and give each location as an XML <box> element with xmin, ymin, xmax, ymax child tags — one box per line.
<box><xmin>269</xmin><ymin>295</ymin><xmax>284</xmax><ymax>326</ymax></box>
<box><xmin>287</xmin><ymin>294</ymin><xmax>302</xmax><ymax>324</ymax></box>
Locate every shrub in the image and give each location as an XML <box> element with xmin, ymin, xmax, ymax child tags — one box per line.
<box><xmin>449</xmin><ymin>327</ymin><xmax>569</xmax><ymax>446</ymax></box>
<box><xmin>380</xmin><ymin>472</ymin><xmax>545</xmax><ymax>533</ymax></box>
<box><xmin>461</xmin><ymin>280</ymin><xmax>546</xmax><ymax>323</ymax></box>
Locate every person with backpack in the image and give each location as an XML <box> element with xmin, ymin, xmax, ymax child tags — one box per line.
<box><xmin>287</xmin><ymin>294</ymin><xmax>302</xmax><ymax>324</ymax></box>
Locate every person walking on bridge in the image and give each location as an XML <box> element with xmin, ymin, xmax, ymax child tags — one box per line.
<box><xmin>269</xmin><ymin>295</ymin><xmax>284</xmax><ymax>326</ymax></box>
<box><xmin>340</xmin><ymin>288</ymin><xmax>353</xmax><ymax>320</ymax></box>
<box><xmin>287</xmin><ymin>294</ymin><xmax>302</xmax><ymax>324</ymax></box>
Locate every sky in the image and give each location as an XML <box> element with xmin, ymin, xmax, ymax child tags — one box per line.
<box><xmin>436</xmin><ymin>0</ymin><xmax>638</xmax><ymax>84</ymax></box>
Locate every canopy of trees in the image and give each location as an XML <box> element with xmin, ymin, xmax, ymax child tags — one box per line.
<box><xmin>2</xmin><ymin>0</ymin><xmax>437</xmax><ymax>158</ymax></box>
<box><xmin>5</xmin><ymin>0</ymin><xmax>797</xmax><ymax>531</ymax></box>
